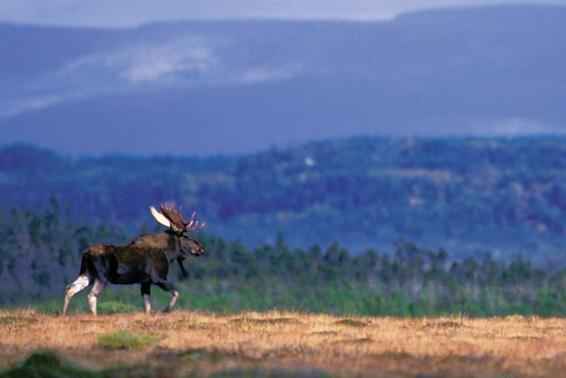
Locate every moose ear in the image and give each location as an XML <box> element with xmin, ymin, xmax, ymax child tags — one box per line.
<box><xmin>150</xmin><ymin>206</ymin><xmax>172</xmax><ymax>229</ymax></box>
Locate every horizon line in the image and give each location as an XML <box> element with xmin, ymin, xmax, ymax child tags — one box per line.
<box><xmin>0</xmin><ymin>3</ymin><xmax>564</xmax><ymax>30</ymax></box>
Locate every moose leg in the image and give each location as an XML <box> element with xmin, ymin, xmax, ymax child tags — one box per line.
<box><xmin>62</xmin><ymin>275</ymin><xmax>90</xmax><ymax>315</ymax></box>
<box><xmin>156</xmin><ymin>281</ymin><xmax>179</xmax><ymax>313</ymax></box>
<box><xmin>177</xmin><ymin>258</ymin><xmax>189</xmax><ymax>278</ymax></box>
<box><xmin>87</xmin><ymin>279</ymin><xmax>105</xmax><ymax>316</ymax></box>
<box><xmin>141</xmin><ymin>283</ymin><xmax>152</xmax><ymax>314</ymax></box>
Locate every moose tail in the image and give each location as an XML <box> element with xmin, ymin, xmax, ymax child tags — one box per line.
<box><xmin>79</xmin><ymin>254</ymin><xmax>89</xmax><ymax>276</ymax></box>
<box><xmin>78</xmin><ymin>252</ymin><xmax>97</xmax><ymax>284</ymax></box>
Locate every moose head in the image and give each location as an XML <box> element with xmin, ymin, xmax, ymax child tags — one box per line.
<box><xmin>150</xmin><ymin>203</ymin><xmax>206</xmax><ymax>257</ymax></box>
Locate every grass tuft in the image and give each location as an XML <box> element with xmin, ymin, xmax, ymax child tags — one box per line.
<box><xmin>374</xmin><ymin>351</ymin><xmax>413</xmax><ymax>361</ymax></box>
<box><xmin>230</xmin><ymin>317</ymin><xmax>300</xmax><ymax>325</ymax></box>
<box><xmin>0</xmin><ymin>316</ymin><xmax>37</xmax><ymax>326</ymax></box>
<box><xmin>0</xmin><ymin>350</ymin><xmax>102</xmax><ymax>378</ymax></box>
<box><xmin>179</xmin><ymin>348</ymin><xmax>206</xmax><ymax>361</ymax></box>
<box><xmin>209</xmin><ymin>367</ymin><xmax>334</xmax><ymax>377</ymax></box>
<box><xmin>421</xmin><ymin>319</ymin><xmax>464</xmax><ymax>329</ymax></box>
<box><xmin>334</xmin><ymin>319</ymin><xmax>367</xmax><ymax>327</ymax></box>
<box><xmin>96</xmin><ymin>330</ymin><xmax>161</xmax><ymax>350</ymax></box>
<box><xmin>97</xmin><ymin>301</ymin><xmax>139</xmax><ymax>314</ymax></box>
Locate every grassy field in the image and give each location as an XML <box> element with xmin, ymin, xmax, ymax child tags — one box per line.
<box><xmin>0</xmin><ymin>310</ymin><xmax>565</xmax><ymax>377</ymax></box>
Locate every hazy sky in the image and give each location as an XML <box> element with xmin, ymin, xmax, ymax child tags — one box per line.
<box><xmin>1</xmin><ymin>0</ymin><xmax>565</xmax><ymax>27</ymax></box>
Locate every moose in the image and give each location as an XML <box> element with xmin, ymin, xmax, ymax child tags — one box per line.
<box><xmin>62</xmin><ymin>204</ymin><xmax>206</xmax><ymax>315</ymax></box>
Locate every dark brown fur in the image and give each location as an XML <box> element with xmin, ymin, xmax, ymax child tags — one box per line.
<box><xmin>62</xmin><ymin>231</ymin><xmax>204</xmax><ymax>315</ymax></box>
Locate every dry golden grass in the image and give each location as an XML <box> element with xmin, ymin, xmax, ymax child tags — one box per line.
<box><xmin>0</xmin><ymin>309</ymin><xmax>565</xmax><ymax>377</ymax></box>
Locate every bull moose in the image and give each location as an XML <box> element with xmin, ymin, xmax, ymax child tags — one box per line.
<box><xmin>62</xmin><ymin>204</ymin><xmax>206</xmax><ymax>315</ymax></box>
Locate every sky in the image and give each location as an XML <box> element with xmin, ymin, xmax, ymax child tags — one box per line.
<box><xmin>1</xmin><ymin>0</ymin><xmax>566</xmax><ymax>27</ymax></box>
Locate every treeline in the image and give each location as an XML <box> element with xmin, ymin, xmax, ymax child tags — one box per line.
<box><xmin>0</xmin><ymin>207</ymin><xmax>564</xmax><ymax>316</ymax></box>
<box><xmin>0</xmin><ymin>137</ymin><xmax>565</xmax><ymax>262</ymax></box>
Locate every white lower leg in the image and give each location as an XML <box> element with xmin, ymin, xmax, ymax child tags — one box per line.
<box><xmin>87</xmin><ymin>292</ymin><xmax>98</xmax><ymax>315</ymax></box>
<box><xmin>87</xmin><ymin>280</ymin><xmax>105</xmax><ymax>316</ymax></box>
<box><xmin>143</xmin><ymin>294</ymin><xmax>151</xmax><ymax>314</ymax></box>
<box><xmin>165</xmin><ymin>290</ymin><xmax>179</xmax><ymax>312</ymax></box>
<box><xmin>62</xmin><ymin>275</ymin><xmax>89</xmax><ymax>315</ymax></box>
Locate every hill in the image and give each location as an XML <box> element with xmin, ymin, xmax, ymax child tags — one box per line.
<box><xmin>0</xmin><ymin>137</ymin><xmax>564</xmax><ymax>263</ymax></box>
<box><xmin>1</xmin><ymin>5</ymin><xmax>566</xmax><ymax>155</ymax></box>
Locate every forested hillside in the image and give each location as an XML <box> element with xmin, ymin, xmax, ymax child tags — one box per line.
<box><xmin>0</xmin><ymin>137</ymin><xmax>564</xmax><ymax>262</ymax></box>
<box><xmin>0</xmin><ymin>206</ymin><xmax>564</xmax><ymax>315</ymax></box>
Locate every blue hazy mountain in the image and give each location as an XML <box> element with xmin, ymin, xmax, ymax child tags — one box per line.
<box><xmin>1</xmin><ymin>5</ymin><xmax>565</xmax><ymax>155</ymax></box>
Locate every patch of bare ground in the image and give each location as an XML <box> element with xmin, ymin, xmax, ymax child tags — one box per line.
<box><xmin>0</xmin><ymin>309</ymin><xmax>565</xmax><ymax>377</ymax></box>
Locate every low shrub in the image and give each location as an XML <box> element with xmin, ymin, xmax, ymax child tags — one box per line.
<box><xmin>97</xmin><ymin>331</ymin><xmax>161</xmax><ymax>350</ymax></box>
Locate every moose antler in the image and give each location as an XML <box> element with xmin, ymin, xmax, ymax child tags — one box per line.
<box><xmin>150</xmin><ymin>206</ymin><xmax>171</xmax><ymax>229</ymax></box>
<box><xmin>160</xmin><ymin>203</ymin><xmax>186</xmax><ymax>232</ymax></box>
<box><xmin>184</xmin><ymin>211</ymin><xmax>206</xmax><ymax>232</ymax></box>
<box><xmin>149</xmin><ymin>203</ymin><xmax>206</xmax><ymax>234</ymax></box>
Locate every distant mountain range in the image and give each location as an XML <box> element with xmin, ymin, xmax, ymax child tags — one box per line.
<box><xmin>1</xmin><ymin>5</ymin><xmax>566</xmax><ymax>155</ymax></box>
<box><xmin>1</xmin><ymin>137</ymin><xmax>564</xmax><ymax>264</ymax></box>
